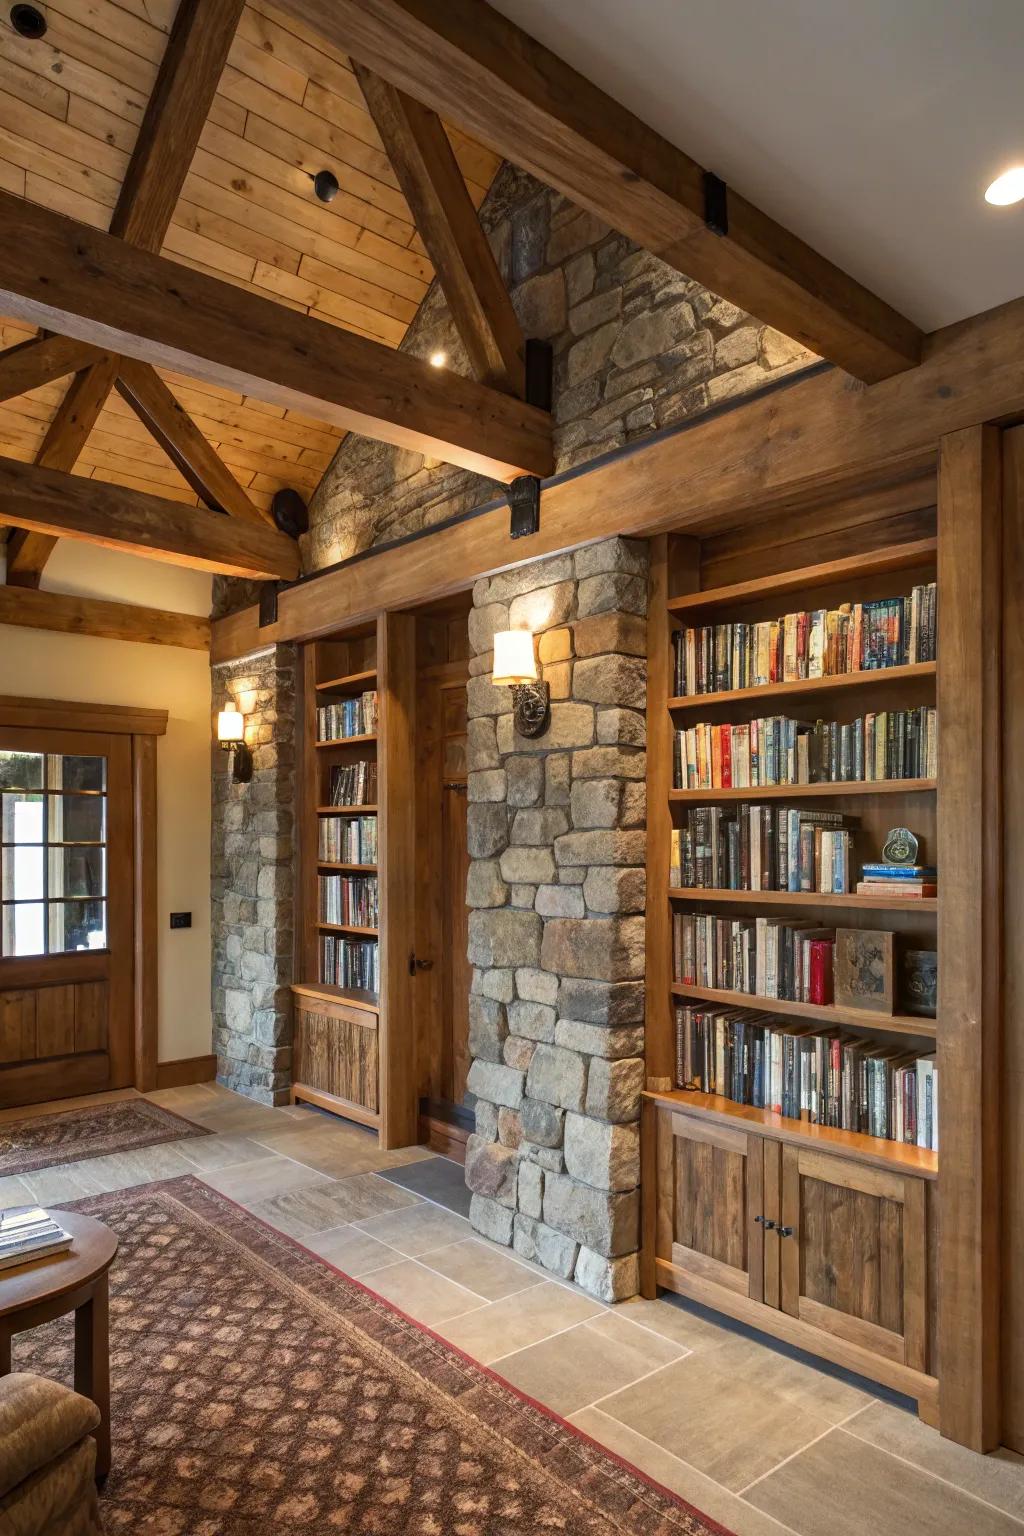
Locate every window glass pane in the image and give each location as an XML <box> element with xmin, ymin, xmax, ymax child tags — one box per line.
<box><xmin>2</xmin><ymin>902</ymin><xmax>44</xmax><ymax>957</ymax></box>
<box><xmin>0</xmin><ymin>753</ymin><xmax>43</xmax><ymax>791</ymax></box>
<box><xmin>2</xmin><ymin>793</ymin><xmax>43</xmax><ymax>843</ymax></box>
<box><xmin>3</xmin><ymin>845</ymin><xmax>43</xmax><ymax>902</ymax></box>
<box><xmin>48</xmin><ymin>845</ymin><xmax>105</xmax><ymax>899</ymax></box>
<box><xmin>48</xmin><ymin>795</ymin><xmax>105</xmax><ymax>844</ymax></box>
<box><xmin>48</xmin><ymin>899</ymin><xmax>106</xmax><ymax>953</ymax></box>
<box><xmin>47</xmin><ymin>755</ymin><xmax>105</xmax><ymax>793</ymax></box>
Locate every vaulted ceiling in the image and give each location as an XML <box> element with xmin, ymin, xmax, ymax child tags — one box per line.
<box><xmin>0</xmin><ymin>0</ymin><xmax>501</xmax><ymax>516</ymax></box>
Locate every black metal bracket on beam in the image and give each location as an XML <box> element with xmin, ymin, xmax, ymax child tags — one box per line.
<box><xmin>507</xmin><ymin>337</ymin><xmax>552</xmax><ymax>539</ymax></box>
<box><xmin>258</xmin><ymin>582</ymin><xmax>281</xmax><ymax>628</ymax></box>
<box><xmin>703</xmin><ymin>171</ymin><xmax>729</xmax><ymax>237</ymax></box>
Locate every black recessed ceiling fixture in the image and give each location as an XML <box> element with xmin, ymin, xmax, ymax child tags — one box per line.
<box><xmin>10</xmin><ymin>2</ymin><xmax>47</xmax><ymax>36</ymax></box>
<box><xmin>310</xmin><ymin>169</ymin><xmax>339</xmax><ymax>204</ymax></box>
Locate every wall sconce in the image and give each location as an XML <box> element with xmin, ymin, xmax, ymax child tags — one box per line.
<box><xmin>217</xmin><ymin>704</ymin><xmax>253</xmax><ymax>783</ymax></box>
<box><xmin>493</xmin><ymin>629</ymin><xmax>549</xmax><ymax>738</ymax></box>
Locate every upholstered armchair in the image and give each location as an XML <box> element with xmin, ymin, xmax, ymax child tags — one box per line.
<box><xmin>0</xmin><ymin>1373</ymin><xmax>103</xmax><ymax>1535</ymax></box>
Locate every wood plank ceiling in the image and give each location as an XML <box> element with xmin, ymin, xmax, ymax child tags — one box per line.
<box><xmin>0</xmin><ymin>0</ymin><xmax>501</xmax><ymax>517</ymax></box>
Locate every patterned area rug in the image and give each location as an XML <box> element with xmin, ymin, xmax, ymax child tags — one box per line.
<box><xmin>16</xmin><ymin>1178</ymin><xmax>733</xmax><ymax>1535</ymax></box>
<box><xmin>0</xmin><ymin>1100</ymin><xmax>210</xmax><ymax>1176</ymax></box>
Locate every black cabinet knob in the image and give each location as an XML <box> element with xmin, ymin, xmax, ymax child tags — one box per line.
<box><xmin>778</xmin><ymin>1225</ymin><xmax>794</xmax><ymax>1238</ymax></box>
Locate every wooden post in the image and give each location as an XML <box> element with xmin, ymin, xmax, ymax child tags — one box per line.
<box><xmin>936</xmin><ymin>424</ymin><xmax>1002</xmax><ymax>1449</ymax></box>
<box><xmin>132</xmin><ymin>733</ymin><xmax>159</xmax><ymax>1094</ymax></box>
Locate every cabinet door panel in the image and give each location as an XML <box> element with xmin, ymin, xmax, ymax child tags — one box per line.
<box><xmin>664</xmin><ymin>1111</ymin><xmax>763</xmax><ymax>1301</ymax></box>
<box><xmin>780</xmin><ymin>1145</ymin><xmax>929</xmax><ymax>1371</ymax></box>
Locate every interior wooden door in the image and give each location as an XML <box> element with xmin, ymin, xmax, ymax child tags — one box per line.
<box><xmin>778</xmin><ymin>1144</ymin><xmax>929</xmax><ymax>1371</ymax></box>
<box><xmin>662</xmin><ymin>1111</ymin><xmax>766</xmax><ymax>1302</ymax></box>
<box><xmin>439</xmin><ymin>682</ymin><xmax>470</xmax><ymax>1105</ymax></box>
<box><xmin>0</xmin><ymin>726</ymin><xmax>133</xmax><ymax>1107</ymax></box>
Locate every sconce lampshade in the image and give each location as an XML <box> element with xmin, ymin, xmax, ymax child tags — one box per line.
<box><xmin>492</xmin><ymin>629</ymin><xmax>538</xmax><ymax>686</ymax></box>
<box><xmin>217</xmin><ymin>705</ymin><xmax>245</xmax><ymax>745</ymax></box>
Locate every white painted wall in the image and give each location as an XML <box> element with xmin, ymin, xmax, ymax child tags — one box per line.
<box><xmin>0</xmin><ymin>541</ymin><xmax>213</xmax><ymax>1064</ymax></box>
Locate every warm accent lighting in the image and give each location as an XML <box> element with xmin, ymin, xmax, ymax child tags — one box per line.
<box><xmin>985</xmin><ymin>166</ymin><xmax>1024</xmax><ymax>206</ymax></box>
<box><xmin>217</xmin><ymin>704</ymin><xmax>253</xmax><ymax>783</ymax></box>
<box><xmin>429</xmin><ymin>350</ymin><xmax>447</xmax><ymax>368</ymax></box>
<box><xmin>492</xmin><ymin>628</ymin><xmax>538</xmax><ymax>685</ymax></box>
<box><xmin>493</xmin><ymin>629</ymin><xmax>549</xmax><ymax>738</ymax></box>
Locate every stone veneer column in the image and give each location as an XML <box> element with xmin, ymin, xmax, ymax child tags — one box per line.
<box><xmin>464</xmin><ymin>536</ymin><xmax>647</xmax><ymax>1302</ymax></box>
<box><xmin>211</xmin><ymin>645</ymin><xmax>296</xmax><ymax>1105</ymax></box>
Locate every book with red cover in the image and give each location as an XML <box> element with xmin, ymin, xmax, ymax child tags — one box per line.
<box><xmin>808</xmin><ymin>939</ymin><xmax>834</xmax><ymax>1004</ymax></box>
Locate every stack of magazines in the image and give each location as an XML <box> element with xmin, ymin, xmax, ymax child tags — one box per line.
<box><xmin>0</xmin><ymin>1207</ymin><xmax>73</xmax><ymax>1271</ymax></box>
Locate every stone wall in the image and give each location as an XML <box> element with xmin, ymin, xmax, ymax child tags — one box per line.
<box><xmin>464</xmin><ymin>536</ymin><xmax>648</xmax><ymax>1303</ymax></box>
<box><xmin>211</xmin><ymin>645</ymin><xmax>296</xmax><ymax>1104</ymax></box>
<box><xmin>305</xmin><ymin>164</ymin><xmax>813</xmax><ymax>570</ymax></box>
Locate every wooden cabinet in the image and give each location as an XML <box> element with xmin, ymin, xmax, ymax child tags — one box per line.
<box><xmin>644</xmin><ymin>1095</ymin><xmax>938</xmax><ymax>1421</ymax></box>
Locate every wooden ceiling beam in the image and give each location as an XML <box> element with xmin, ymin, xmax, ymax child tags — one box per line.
<box><xmin>114</xmin><ymin>359</ymin><xmax>273</xmax><ymax>527</ymax></box>
<box><xmin>0</xmin><ymin>193</ymin><xmax>553</xmax><ymax>483</ymax></box>
<box><xmin>282</xmin><ymin>0</ymin><xmax>922</xmax><ymax>384</ymax></box>
<box><xmin>0</xmin><ymin>456</ymin><xmax>300</xmax><ymax>581</ymax></box>
<box><xmin>0</xmin><ymin>585</ymin><xmax>210</xmax><ymax>650</ymax></box>
<box><xmin>6</xmin><ymin>354</ymin><xmax>121</xmax><ymax>589</ymax></box>
<box><xmin>110</xmin><ymin>0</ymin><xmax>247</xmax><ymax>253</ymax></box>
<box><xmin>0</xmin><ymin>336</ymin><xmax>106</xmax><ymax>405</ymax></box>
<box><xmin>355</xmin><ymin>64</ymin><xmax>525</xmax><ymax>395</ymax></box>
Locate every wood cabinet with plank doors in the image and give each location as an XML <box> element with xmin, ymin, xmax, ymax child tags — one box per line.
<box><xmin>643</xmin><ymin>1091</ymin><xmax>938</xmax><ymax>1420</ymax></box>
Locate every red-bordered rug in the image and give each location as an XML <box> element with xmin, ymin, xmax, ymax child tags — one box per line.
<box><xmin>15</xmin><ymin>1176</ymin><xmax>734</xmax><ymax>1534</ymax></box>
<box><xmin>0</xmin><ymin>1100</ymin><xmax>210</xmax><ymax>1176</ymax></box>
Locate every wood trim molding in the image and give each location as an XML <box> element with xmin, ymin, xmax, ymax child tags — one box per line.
<box><xmin>155</xmin><ymin>1055</ymin><xmax>217</xmax><ymax>1090</ymax></box>
<box><xmin>0</xmin><ymin>586</ymin><xmax>210</xmax><ymax>650</ymax></box>
<box><xmin>0</xmin><ymin>696</ymin><xmax>169</xmax><ymax>735</ymax></box>
<box><xmin>132</xmin><ymin>733</ymin><xmax>159</xmax><ymax>1095</ymax></box>
<box><xmin>0</xmin><ymin>335</ymin><xmax>104</xmax><ymax>405</ymax></box>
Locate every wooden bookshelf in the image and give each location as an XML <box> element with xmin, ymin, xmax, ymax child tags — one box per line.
<box><xmin>293</xmin><ymin>616</ymin><xmax>417</xmax><ymax>1148</ymax></box>
<box><xmin>644</xmin><ymin>514</ymin><xmax>942</xmax><ymax>1418</ymax></box>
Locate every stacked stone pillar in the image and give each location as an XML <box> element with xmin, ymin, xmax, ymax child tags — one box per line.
<box><xmin>464</xmin><ymin>537</ymin><xmax>648</xmax><ymax>1301</ymax></box>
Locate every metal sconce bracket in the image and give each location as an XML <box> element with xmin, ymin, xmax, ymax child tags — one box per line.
<box><xmin>511</xmin><ymin>681</ymin><xmax>550</xmax><ymax>738</ymax></box>
<box><xmin>226</xmin><ymin>741</ymin><xmax>253</xmax><ymax>784</ymax></box>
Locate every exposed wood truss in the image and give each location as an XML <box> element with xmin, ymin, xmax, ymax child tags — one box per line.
<box><xmin>355</xmin><ymin>64</ymin><xmax>524</xmax><ymax>394</ymax></box>
<box><xmin>0</xmin><ymin>336</ymin><xmax>101</xmax><ymax>405</ymax></box>
<box><xmin>0</xmin><ymin>192</ymin><xmax>554</xmax><ymax>481</ymax></box>
<box><xmin>0</xmin><ymin>584</ymin><xmax>211</xmax><ymax>650</ymax></box>
<box><xmin>0</xmin><ymin>455</ymin><xmax>300</xmax><ymax>580</ymax></box>
<box><xmin>280</xmin><ymin>0</ymin><xmax>922</xmax><ymax>384</ymax></box>
<box><xmin>211</xmin><ymin>295</ymin><xmax>1024</xmax><ymax>659</ymax></box>
<box><xmin>4</xmin><ymin>0</ymin><xmax>249</xmax><ymax>586</ymax></box>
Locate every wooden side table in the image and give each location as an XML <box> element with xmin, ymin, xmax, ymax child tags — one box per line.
<box><xmin>0</xmin><ymin>1211</ymin><xmax>118</xmax><ymax>1478</ymax></box>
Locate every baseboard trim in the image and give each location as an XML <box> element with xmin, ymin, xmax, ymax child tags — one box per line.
<box><xmin>155</xmin><ymin>1055</ymin><xmax>217</xmax><ymax>1090</ymax></box>
<box><xmin>419</xmin><ymin>1115</ymin><xmax>469</xmax><ymax>1164</ymax></box>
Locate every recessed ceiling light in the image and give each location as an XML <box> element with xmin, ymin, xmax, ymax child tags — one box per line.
<box><xmin>10</xmin><ymin>4</ymin><xmax>47</xmax><ymax>37</ymax></box>
<box><xmin>429</xmin><ymin>350</ymin><xmax>447</xmax><ymax>368</ymax></box>
<box><xmin>984</xmin><ymin>166</ymin><xmax>1024</xmax><ymax>206</ymax></box>
<box><xmin>311</xmin><ymin>169</ymin><xmax>339</xmax><ymax>204</ymax></box>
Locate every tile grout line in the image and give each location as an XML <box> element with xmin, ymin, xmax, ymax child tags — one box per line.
<box><xmin>734</xmin><ymin>1401</ymin><xmax>874</xmax><ymax>1499</ymax></box>
<box><xmin>576</xmin><ymin>1350</ymin><xmax>694</xmax><ymax>1416</ymax></box>
<box><xmin>834</xmin><ymin>1425</ymin><xmax>1024</xmax><ymax>1529</ymax></box>
<box><xmin>485</xmin><ymin>1312</ymin><xmax>601</xmax><ymax>1366</ymax></box>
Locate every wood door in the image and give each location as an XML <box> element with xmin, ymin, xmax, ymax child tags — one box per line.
<box><xmin>778</xmin><ymin>1145</ymin><xmax>929</xmax><ymax>1371</ymax></box>
<box><xmin>661</xmin><ymin>1111</ymin><xmax>766</xmax><ymax>1302</ymax></box>
<box><xmin>439</xmin><ymin>683</ymin><xmax>470</xmax><ymax>1105</ymax></box>
<box><xmin>0</xmin><ymin>726</ymin><xmax>133</xmax><ymax>1106</ymax></box>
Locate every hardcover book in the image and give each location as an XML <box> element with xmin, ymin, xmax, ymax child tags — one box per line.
<box><xmin>834</xmin><ymin>927</ymin><xmax>895</xmax><ymax>1014</ymax></box>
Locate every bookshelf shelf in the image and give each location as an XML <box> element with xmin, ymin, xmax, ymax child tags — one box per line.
<box><xmin>670</xmin><ymin>978</ymin><xmax>936</xmax><ymax>1037</ymax></box>
<box><xmin>643</xmin><ymin>1087</ymin><xmax>939</xmax><ymax>1179</ymax></box>
<box><xmin>315</xmin><ymin>804</ymin><xmax>378</xmax><ymax>815</ymax></box>
<box><xmin>666</xmin><ymin>538</ymin><xmax>938</xmax><ymax>617</ymax></box>
<box><xmin>291</xmin><ymin>981</ymin><xmax>379</xmax><ymax>1015</ymax></box>
<box><xmin>317</xmin><ymin>922</ymin><xmax>378</xmax><ymax>937</ymax></box>
<box><xmin>315</xmin><ymin>733</ymin><xmax>377</xmax><ymax>748</ymax></box>
<box><xmin>669</xmin><ymin>887</ymin><xmax>937</xmax><ymax>913</ymax></box>
<box><xmin>669</xmin><ymin>779</ymin><xmax>936</xmax><ymax>802</ymax></box>
<box><xmin>667</xmin><ymin>660</ymin><xmax>936</xmax><ymax>712</ymax></box>
<box><xmin>317</xmin><ymin>862</ymin><xmax>378</xmax><ymax>873</ymax></box>
<box><xmin>315</xmin><ymin>669</ymin><xmax>377</xmax><ymax>694</ymax></box>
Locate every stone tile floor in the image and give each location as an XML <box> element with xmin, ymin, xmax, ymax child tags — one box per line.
<box><xmin>5</xmin><ymin>1081</ymin><xmax>1023</xmax><ymax>1536</ymax></box>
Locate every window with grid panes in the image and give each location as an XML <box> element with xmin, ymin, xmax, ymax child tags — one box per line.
<box><xmin>0</xmin><ymin>750</ymin><xmax>108</xmax><ymax>957</ymax></box>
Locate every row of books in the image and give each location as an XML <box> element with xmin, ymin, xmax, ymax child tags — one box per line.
<box><xmin>857</xmin><ymin>864</ymin><xmax>937</xmax><ymax>899</ymax></box>
<box><xmin>672</xmin><ymin>708</ymin><xmax>937</xmax><ymax>789</ymax></box>
<box><xmin>0</xmin><ymin>1207</ymin><xmax>73</xmax><ymax>1271</ymax></box>
<box><xmin>673</xmin><ymin>911</ymin><xmax>837</xmax><ymax>1004</ymax></box>
<box><xmin>674</xmin><ymin>1003</ymin><xmax>938</xmax><ymax>1149</ymax></box>
<box><xmin>670</xmin><ymin>808</ymin><xmax>857</xmax><ymax>895</ymax></box>
<box><xmin>316</xmin><ymin>691</ymin><xmax>378</xmax><ymax>742</ymax></box>
<box><xmin>672</xmin><ymin>583</ymin><xmax>937</xmax><ymax>695</ymax></box>
<box><xmin>318</xmin><ymin>875</ymin><xmax>379</xmax><ymax>929</ymax></box>
<box><xmin>330</xmin><ymin>760</ymin><xmax>378</xmax><ymax>807</ymax></box>
<box><xmin>319</xmin><ymin>934</ymin><xmax>379</xmax><ymax>994</ymax></box>
<box><xmin>318</xmin><ymin>815</ymin><xmax>378</xmax><ymax>865</ymax></box>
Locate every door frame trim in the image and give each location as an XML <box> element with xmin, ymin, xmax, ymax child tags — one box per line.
<box><xmin>0</xmin><ymin>695</ymin><xmax>168</xmax><ymax>1094</ymax></box>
